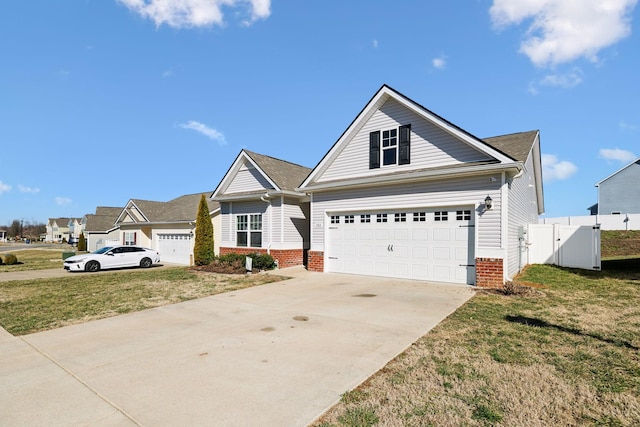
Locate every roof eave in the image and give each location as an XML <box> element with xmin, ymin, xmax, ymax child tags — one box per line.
<box><xmin>300</xmin><ymin>162</ymin><xmax>523</xmax><ymax>193</ymax></box>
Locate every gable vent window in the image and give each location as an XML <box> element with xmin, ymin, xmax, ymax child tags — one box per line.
<box><xmin>434</xmin><ymin>211</ymin><xmax>448</xmax><ymax>221</ymax></box>
<box><xmin>394</xmin><ymin>213</ymin><xmax>407</xmax><ymax>222</ymax></box>
<box><xmin>344</xmin><ymin>215</ymin><xmax>355</xmax><ymax>224</ymax></box>
<box><xmin>376</xmin><ymin>214</ymin><xmax>388</xmax><ymax>223</ymax></box>
<box><xmin>369</xmin><ymin>124</ymin><xmax>411</xmax><ymax>168</ymax></box>
<box><xmin>360</xmin><ymin>214</ymin><xmax>371</xmax><ymax>223</ymax></box>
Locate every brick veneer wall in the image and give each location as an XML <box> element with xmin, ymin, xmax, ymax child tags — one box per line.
<box><xmin>475</xmin><ymin>257</ymin><xmax>504</xmax><ymax>287</ymax></box>
<box><xmin>307</xmin><ymin>251</ymin><xmax>324</xmax><ymax>272</ymax></box>
<box><xmin>219</xmin><ymin>247</ymin><xmax>304</xmax><ymax>268</ymax></box>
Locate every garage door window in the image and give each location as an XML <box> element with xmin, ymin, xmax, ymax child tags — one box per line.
<box><xmin>456</xmin><ymin>210</ymin><xmax>471</xmax><ymax>220</ymax></box>
<box><xmin>376</xmin><ymin>214</ymin><xmax>388</xmax><ymax>223</ymax></box>
<box><xmin>394</xmin><ymin>213</ymin><xmax>407</xmax><ymax>222</ymax></box>
<box><xmin>435</xmin><ymin>211</ymin><xmax>448</xmax><ymax>221</ymax></box>
<box><xmin>413</xmin><ymin>212</ymin><xmax>426</xmax><ymax>222</ymax></box>
<box><xmin>360</xmin><ymin>214</ymin><xmax>371</xmax><ymax>223</ymax></box>
<box><xmin>345</xmin><ymin>215</ymin><xmax>355</xmax><ymax>224</ymax></box>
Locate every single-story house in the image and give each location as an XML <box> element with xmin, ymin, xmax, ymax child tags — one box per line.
<box><xmin>82</xmin><ymin>207</ymin><xmax>122</xmax><ymax>251</ymax></box>
<box><xmin>114</xmin><ymin>192</ymin><xmax>220</xmax><ymax>265</ymax></box>
<box><xmin>590</xmin><ymin>158</ymin><xmax>640</xmax><ymax>215</ymax></box>
<box><xmin>213</xmin><ymin>85</ymin><xmax>543</xmax><ymax>286</ymax></box>
<box><xmin>211</xmin><ymin>150</ymin><xmax>312</xmax><ymax>268</ymax></box>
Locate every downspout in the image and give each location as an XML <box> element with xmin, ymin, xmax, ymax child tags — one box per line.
<box><xmin>260</xmin><ymin>194</ymin><xmax>272</xmax><ymax>255</ymax></box>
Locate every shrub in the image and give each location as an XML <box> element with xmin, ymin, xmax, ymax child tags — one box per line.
<box><xmin>0</xmin><ymin>256</ymin><xmax>3</xmax><ymax>265</ymax></box>
<box><xmin>77</xmin><ymin>233</ymin><xmax>87</xmax><ymax>252</ymax></box>
<box><xmin>3</xmin><ymin>253</ymin><xmax>18</xmax><ymax>265</ymax></box>
<box><xmin>251</xmin><ymin>253</ymin><xmax>275</xmax><ymax>270</ymax></box>
<box><xmin>218</xmin><ymin>253</ymin><xmax>246</xmax><ymax>265</ymax></box>
<box><xmin>193</xmin><ymin>194</ymin><xmax>215</xmax><ymax>266</ymax></box>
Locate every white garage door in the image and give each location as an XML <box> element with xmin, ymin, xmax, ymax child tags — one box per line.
<box><xmin>157</xmin><ymin>234</ymin><xmax>193</xmax><ymax>265</ymax></box>
<box><xmin>326</xmin><ymin>207</ymin><xmax>475</xmax><ymax>284</ymax></box>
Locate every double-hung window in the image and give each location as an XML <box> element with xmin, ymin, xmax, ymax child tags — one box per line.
<box><xmin>123</xmin><ymin>232</ymin><xmax>136</xmax><ymax>246</ymax></box>
<box><xmin>237</xmin><ymin>214</ymin><xmax>262</xmax><ymax>248</ymax></box>
<box><xmin>369</xmin><ymin>124</ymin><xmax>411</xmax><ymax>168</ymax></box>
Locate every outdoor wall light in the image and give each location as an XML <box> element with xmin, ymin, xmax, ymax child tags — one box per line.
<box><xmin>484</xmin><ymin>195</ymin><xmax>493</xmax><ymax>210</ymax></box>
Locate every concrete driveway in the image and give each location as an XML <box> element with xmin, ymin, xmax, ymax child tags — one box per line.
<box><xmin>1</xmin><ymin>267</ymin><xmax>474</xmax><ymax>426</ymax></box>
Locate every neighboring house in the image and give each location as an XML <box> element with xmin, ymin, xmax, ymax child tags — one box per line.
<box><xmin>114</xmin><ymin>192</ymin><xmax>220</xmax><ymax>265</ymax></box>
<box><xmin>591</xmin><ymin>158</ymin><xmax>640</xmax><ymax>215</ymax></box>
<box><xmin>46</xmin><ymin>218</ymin><xmax>72</xmax><ymax>243</ymax></box>
<box><xmin>83</xmin><ymin>207</ymin><xmax>123</xmax><ymax>251</ymax></box>
<box><xmin>0</xmin><ymin>229</ymin><xmax>6</xmax><ymax>243</ymax></box>
<box><xmin>67</xmin><ymin>218</ymin><xmax>82</xmax><ymax>244</ymax></box>
<box><xmin>211</xmin><ymin>150</ymin><xmax>312</xmax><ymax>268</ymax></box>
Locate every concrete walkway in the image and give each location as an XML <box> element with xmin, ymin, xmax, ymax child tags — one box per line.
<box><xmin>1</xmin><ymin>267</ymin><xmax>474</xmax><ymax>426</ymax></box>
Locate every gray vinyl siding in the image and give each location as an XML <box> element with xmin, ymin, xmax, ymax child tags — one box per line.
<box><xmin>282</xmin><ymin>198</ymin><xmax>309</xmax><ymax>248</ymax></box>
<box><xmin>310</xmin><ymin>175</ymin><xmax>501</xmax><ymax>250</ymax></box>
<box><xmin>220</xmin><ymin>201</ymin><xmax>270</xmax><ymax>248</ymax></box>
<box><xmin>226</xmin><ymin>164</ymin><xmax>274</xmax><ymax>194</ymax></box>
<box><xmin>506</xmin><ymin>153</ymin><xmax>540</xmax><ymax>277</ymax></box>
<box><xmin>318</xmin><ymin>98</ymin><xmax>493</xmax><ymax>183</ymax></box>
<box><xmin>598</xmin><ymin>161</ymin><xmax>640</xmax><ymax>214</ymax></box>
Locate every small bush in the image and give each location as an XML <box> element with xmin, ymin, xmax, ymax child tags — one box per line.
<box><xmin>3</xmin><ymin>253</ymin><xmax>18</xmax><ymax>265</ymax></box>
<box><xmin>251</xmin><ymin>253</ymin><xmax>275</xmax><ymax>270</ymax></box>
<box><xmin>0</xmin><ymin>256</ymin><xmax>3</xmax><ymax>265</ymax></box>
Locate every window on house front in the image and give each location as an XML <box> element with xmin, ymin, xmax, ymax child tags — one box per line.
<box><xmin>123</xmin><ymin>232</ymin><xmax>136</xmax><ymax>246</ymax></box>
<box><xmin>369</xmin><ymin>124</ymin><xmax>411</xmax><ymax>169</ymax></box>
<box><xmin>237</xmin><ymin>214</ymin><xmax>262</xmax><ymax>248</ymax></box>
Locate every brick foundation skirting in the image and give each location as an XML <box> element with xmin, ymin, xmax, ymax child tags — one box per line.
<box><xmin>475</xmin><ymin>257</ymin><xmax>504</xmax><ymax>287</ymax></box>
<box><xmin>220</xmin><ymin>247</ymin><xmax>305</xmax><ymax>268</ymax></box>
<box><xmin>307</xmin><ymin>251</ymin><xmax>324</xmax><ymax>272</ymax></box>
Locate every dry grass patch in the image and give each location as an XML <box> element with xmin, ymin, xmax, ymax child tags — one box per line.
<box><xmin>315</xmin><ymin>262</ymin><xmax>640</xmax><ymax>427</ymax></box>
<box><xmin>0</xmin><ymin>267</ymin><xmax>286</xmax><ymax>335</ymax></box>
<box><xmin>0</xmin><ymin>249</ymin><xmax>67</xmax><ymax>272</ymax></box>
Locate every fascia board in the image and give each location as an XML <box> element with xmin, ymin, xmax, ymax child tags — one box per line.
<box><xmin>215</xmin><ymin>190</ymin><xmax>305</xmax><ymax>202</ymax></box>
<box><xmin>301</xmin><ymin>162</ymin><xmax>523</xmax><ymax>192</ymax></box>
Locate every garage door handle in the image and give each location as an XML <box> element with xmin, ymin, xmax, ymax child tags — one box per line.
<box><xmin>329</xmin><ymin>257</ymin><xmax>338</xmax><ymax>260</ymax></box>
<box><xmin>460</xmin><ymin>264</ymin><xmax>475</xmax><ymax>267</ymax></box>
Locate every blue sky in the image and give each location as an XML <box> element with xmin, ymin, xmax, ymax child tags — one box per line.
<box><xmin>1</xmin><ymin>0</ymin><xmax>639</xmax><ymax>225</ymax></box>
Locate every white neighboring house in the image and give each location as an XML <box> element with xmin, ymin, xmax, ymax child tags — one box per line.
<box><xmin>83</xmin><ymin>207</ymin><xmax>123</xmax><ymax>251</ymax></box>
<box><xmin>46</xmin><ymin>218</ymin><xmax>72</xmax><ymax>243</ymax></box>
<box><xmin>67</xmin><ymin>218</ymin><xmax>83</xmax><ymax>244</ymax></box>
<box><xmin>299</xmin><ymin>85</ymin><xmax>544</xmax><ymax>286</ymax></box>
<box><xmin>114</xmin><ymin>192</ymin><xmax>220</xmax><ymax>265</ymax></box>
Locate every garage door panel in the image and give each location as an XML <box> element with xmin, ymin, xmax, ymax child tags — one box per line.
<box><xmin>326</xmin><ymin>207</ymin><xmax>475</xmax><ymax>284</ymax></box>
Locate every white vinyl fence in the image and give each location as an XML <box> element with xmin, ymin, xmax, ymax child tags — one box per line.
<box><xmin>540</xmin><ymin>213</ymin><xmax>640</xmax><ymax>230</ymax></box>
<box><xmin>527</xmin><ymin>224</ymin><xmax>601</xmax><ymax>271</ymax></box>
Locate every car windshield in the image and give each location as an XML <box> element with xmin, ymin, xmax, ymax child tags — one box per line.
<box><xmin>93</xmin><ymin>246</ymin><xmax>114</xmax><ymax>254</ymax></box>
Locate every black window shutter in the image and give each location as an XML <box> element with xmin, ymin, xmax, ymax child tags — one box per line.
<box><xmin>399</xmin><ymin>124</ymin><xmax>411</xmax><ymax>165</ymax></box>
<box><xmin>369</xmin><ymin>131</ymin><xmax>381</xmax><ymax>169</ymax></box>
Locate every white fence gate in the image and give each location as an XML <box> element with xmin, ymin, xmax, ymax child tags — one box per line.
<box><xmin>527</xmin><ymin>224</ymin><xmax>601</xmax><ymax>271</ymax></box>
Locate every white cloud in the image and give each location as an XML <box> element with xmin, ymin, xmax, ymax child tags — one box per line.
<box><xmin>372</xmin><ymin>39</ymin><xmax>378</xmax><ymax>48</ymax></box>
<box><xmin>162</xmin><ymin>70</ymin><xmax>173</xmax><ymax>78</ymax></box>
<box><xmin>542</xmin><ymin>153</ymin><xmax>577</xmax><ymax>182</ymax></box>
<box><xmin>539</xmin><ymin>68</ymin><xmax>583</xmax><ymax>88</ymax></box>
<box><xmin>490</xmin><ymin>0</ymin><xmax>638</xmax><ymax>67</ymax></box>
<box><xmin>180</xmin><ymin>120</ymin><xmax>227</xmax><ymax>145</ymax></box>
<box><xmin>117</xmin><ymin>0</ymin><xmax>271</xmax><ymax>29</ymax></box>
<box><xmin>619</xmin><ymin>120</ymin><xmax>637</xmax><ymax>131</ymax></box>
<box><xmin>0</xmin><ymin>181</ymin><xmax>11</xmax><ymax>195</ymax></box>
<box><xmin>599</xmin><ymin>148</ymin><xmax>637</xmax><ymax>163</ymax></box>
<box><xmin>55</xmin><ymin>197</ymin><xmax>72</xmax><ymax>206</ymax></box>
<box><xmin>18</xmin><ymin>185</ymin><xmax>40</xmax><ymax>194</ymax></box>
<box><xmin>432</xmin><ymin>55</ymin><xmax>447</xmax><ymax>69</ymax></box>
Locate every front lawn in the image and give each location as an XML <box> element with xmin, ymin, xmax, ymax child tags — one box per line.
<box><xmin>0</xmin><ymin>249</ymin><xmax>67</xmax><ymax>272</ymax></box>
<box><xmin>315</xmin><ymin>259</ymin><xmax>640</xmax><ymax>426</ymax></box>
<box><xmin>0</xmin><ymin>267</ymin><xmax>286</xmax><ymax>335</ymax></box>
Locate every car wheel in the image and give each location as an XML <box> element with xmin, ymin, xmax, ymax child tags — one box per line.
<box><xmin>85</xmin><ymin>261</ymin><xmax>100</xmax><ymax>272</ymax></box>
<box><xmin>140</xmin><ymin>257</ymin><xmax>152</xmax><ymax>268</ymax></box>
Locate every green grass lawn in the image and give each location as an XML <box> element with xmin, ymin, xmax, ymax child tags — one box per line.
<box><xmin>0</xmin><ymin>267</ymin><xmax>286</xmax><ymax>335</ymax></box>
<box><xmin>0</xmin><ymin>249</ymin><xmax>67</xmax><ymax>272</ymax></box>
<box><xmin>315</xmin><ymin>259</ymin><xmax>640</xmax><ymax>426</ymax></box>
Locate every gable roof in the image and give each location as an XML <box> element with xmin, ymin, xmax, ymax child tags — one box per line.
<box><xmin>211</xmin><ymin>150</ymin><xmax>312</xmax><ymax>200</ymax></box>
<box><xmin>115</xmin><ymin>192</ymin><xmax>220</xmax><ymax>225</ymax></box>
<box><xmin>596</xmin><ymin>158</ymin><xmax>640</xmax><ymax>186</ymax></box>
<box><xmin>482</xmin><ymin>130</ymin><xmax>539</xmax><ymax>162</ymax></box>
<box><xmin>301</xmin><ymin>84</ymin><xmax>519</xmax><ymax>188</ymax></box>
